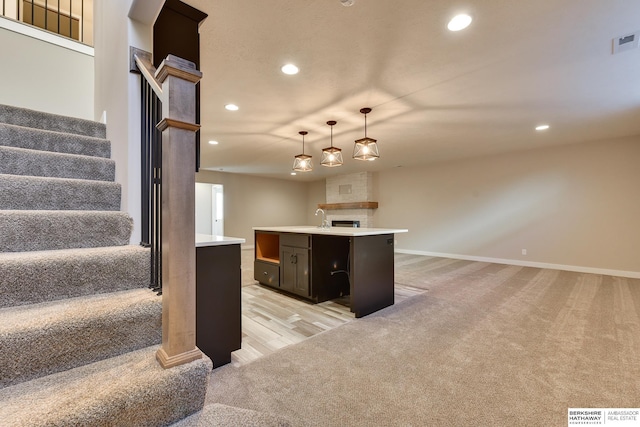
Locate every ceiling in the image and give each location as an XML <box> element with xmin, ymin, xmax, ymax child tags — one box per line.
<box><xmin>183</xmin><ymin>0</ymin><xmax>640</xmax><ymax>181</ymax></box>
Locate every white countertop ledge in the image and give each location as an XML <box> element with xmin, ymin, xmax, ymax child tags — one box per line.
<box><xmin>196</xmin><ymin>234</ymin><xmax>246</xmax><ymax>247</ymax></box>
<box><xmin>253</xmin><ymin>226</ymin><xmax>408</xmax><ymax>237</ymax></box>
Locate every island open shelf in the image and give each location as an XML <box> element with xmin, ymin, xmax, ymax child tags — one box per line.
<box><xmin>255</xmin><ymin>232</ymin><xmax>279</xmax><ymax>264</ymax></box>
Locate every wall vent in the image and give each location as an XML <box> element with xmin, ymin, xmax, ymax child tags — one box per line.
<box><xmin>612</xmin><ymin>31</ymin><xmax>640</xmax><ymax>54</ymax></box>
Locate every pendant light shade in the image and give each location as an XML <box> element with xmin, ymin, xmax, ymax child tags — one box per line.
<box><xmin>293</xmin><ymin>131</ymin><xmax>313</xmax><ymax>172</ymax></box>
<box><xmin>353</xmin><ymin>107</ymin><xmax>379</xmax><ymax>161</ymax></box>
<box><xmin>321</xmin><ymin>120</ymin><xmax>343</xmax><ymax>167</ymax></box>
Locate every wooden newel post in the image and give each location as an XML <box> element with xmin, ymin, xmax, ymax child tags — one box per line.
<box><xmin>154</xmin><ymin>55</ymin><xmax>203</xmax><ymax>369</ymax></box>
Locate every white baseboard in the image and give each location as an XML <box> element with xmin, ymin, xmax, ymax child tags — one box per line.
<box><xmin>395</xmin><ymin>248</ymin><xmax>640</xmax><ymax>279</ymax></box>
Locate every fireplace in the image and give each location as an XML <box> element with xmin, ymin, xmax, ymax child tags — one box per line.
<box><xmin>331</xmin><ymin>220</ymin><xmax>360</xmax><ymax>228</ymax></box>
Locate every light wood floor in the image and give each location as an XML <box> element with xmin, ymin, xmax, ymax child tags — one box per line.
<box><xmin>231</xmin><ymin>249</ymin><xmax>425</xmax><ymax>367</ymax></box>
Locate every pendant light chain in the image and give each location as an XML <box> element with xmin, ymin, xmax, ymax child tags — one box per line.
<box><xmin>363</xmin><ymin>108</ymin><xmax>371</xmax><ymax>138</ymax></box>
<box><xmin>330</xmin><ymin>123</ymin><xmax>333</xmax><ymax>147</ymax></box>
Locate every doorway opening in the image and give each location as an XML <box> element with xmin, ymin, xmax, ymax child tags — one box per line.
<box><xmin>195</xmin><ymin>183</ymin><xmax>224</xmax><ymax>236</ymax></box>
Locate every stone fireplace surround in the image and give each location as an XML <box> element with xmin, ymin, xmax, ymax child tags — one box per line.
<box><xmin>320</xmin><ymin>172</ymin><xmax>377</xmax><ymax>228</ymax></box>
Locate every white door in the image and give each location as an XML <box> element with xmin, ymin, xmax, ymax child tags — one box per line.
<box><xmin>212</xmin><ymin>184</ymin><xmax>224</xmax><ymax>236</ymax></box>
<box><xmin>195</xmin><ymin>183</ymin><xmax>224</xmax><ymax>236</ymax></box>
<box><xmin>195</xmin><ymin>183</ymin><xmax>213</xmax><ymax>235</ymax></box>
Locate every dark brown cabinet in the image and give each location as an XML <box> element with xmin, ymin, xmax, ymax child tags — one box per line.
<box><xmin>280</xmin><ymin>233</ymin><xmax>310</xmax><ymax>297</ymax></box>
<box><xmin>281</xmin><ymin>246</ymin><xmax>310</xmax><ymax>297</ymax></box>
<box><xmin>196</xmin><ymin>243</ymin><xmax>241</xmax><ymax>368</ymax></box>
<box><xmin>254</xmin><ymin>232</ymin><xmax>311</xmax><ymax>298</ymax></box>
<box><xmin>254</xmin><ymin>259</ymin><xmax>279</xmax><ymax>286</ymax></box>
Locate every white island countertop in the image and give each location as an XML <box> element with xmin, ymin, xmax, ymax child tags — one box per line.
<box><xmin>196</xmin><ymin>234</ymin><xmax>246</xmax><ymax>247</ymax></box>
<box><xmin>253</xmin><ymin>226</ymin><xmax>408</xmax><ymax>237</ymax></box>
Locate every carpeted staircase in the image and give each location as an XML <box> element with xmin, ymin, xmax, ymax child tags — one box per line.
<box><xmin>0</xmin><ymin>104</ymin><xmax>211</xmax><ymax>426</ymax></box>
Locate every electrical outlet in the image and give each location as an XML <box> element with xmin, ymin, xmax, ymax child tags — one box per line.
<box><xmin>522</xmin><ymin>249</ymin><xmax>527</xmax><ymax>255</ymax></box>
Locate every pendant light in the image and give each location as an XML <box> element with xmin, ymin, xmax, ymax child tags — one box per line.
<box><xmin>353</xmin><ymin>107</ymin><xmax>379</xmax><ymax>161</ymax></box>
<box><xmin>321</xmin><ymin>120</ymin><xmax>343</xmax><ymax>167</ymax></box>
<box><xmin>293</xmin><ymin>131</ymin><xmax>313</xmax><ymax>172</ymax></box>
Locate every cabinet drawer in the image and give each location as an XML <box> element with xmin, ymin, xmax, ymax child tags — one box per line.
<box><xmin>254</xmin><ymin>260</ymin><xmax>279</xmax><ymax>287</ymax></box>
<box><xmin>280</xmin><ymin>233</ymin><xmax>310</xmax><ymax>248</ymax></box>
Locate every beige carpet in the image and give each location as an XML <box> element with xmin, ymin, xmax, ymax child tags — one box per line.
<box><xmin>208</xmin><ymin>254</ymin><xmax>640</xmax><ymax>426</ymax></box>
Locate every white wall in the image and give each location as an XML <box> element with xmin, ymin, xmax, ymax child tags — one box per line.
<box><xmin>94</xmin><ymin>0</ymin><xmax>153</xmax><ymax>243</ymax></box>
<box><xmin>0</xmin><ymin>23</ymin><xmax>94</xmax><ymax>119</ymax></box>
<box><xmin>197</xmin><ymin>171</ymin><xmax>312</xmax><ymax>245</ymax></box>
<box><xmin>306</xmin><ymin>179</ymin><xmax>326</xmax><ymax>225</ymax></box>
<box><xmin>376</xmin><ymin>136</ymin><xmax>640</xmax><ymax>276</ymax></box>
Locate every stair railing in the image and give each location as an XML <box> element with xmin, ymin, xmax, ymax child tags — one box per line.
<box><xmin>133</xmin><ymin>51</ymin><xmax>204</xmax><ymax>369</ymax></box>
<box><xmin>138</xmin><ymin>53</ymin><xmax>163</xmax><ymax>295</ymax></box>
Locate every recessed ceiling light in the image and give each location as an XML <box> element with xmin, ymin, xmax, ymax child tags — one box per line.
<box><xmin>448</xmin><ymin>14</ymin><xmax>472</xmax><ymax>31</ymax></box>
<box><xmin>535</xmin><ymin>124</ymin><xmax>550</xmax><ymax>131</ymax></box>
<box><xmin>208</xmin><ymin>140</ymin><xmax>219</xmax><ymax>145</ymax></box>
<box><xmin>290</xmin><ymin>172</ymin><xmax>297</xmax><ymax>176</ymax></box>
<box><xmin>281</xmin><ymin>64</ymin><xmax>299</xmax><ymax>75</ymax></box>
<box><xmin>225</xmin><ymin>104</ymin><xmax>239</xmax><ymax>111</ymax></box>
<box><xmin>340</xmin><ymin>0</ymin><xmax>355</xmax><ymax>6</ymax></box>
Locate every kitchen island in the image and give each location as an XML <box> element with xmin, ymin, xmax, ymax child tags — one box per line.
<box><xmin>253</xmin><ymin>226</ymin><xmax>408</xmax><ymax>318</ymax></box>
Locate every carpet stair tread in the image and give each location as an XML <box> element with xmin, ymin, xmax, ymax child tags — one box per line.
<box><xmin>0</xmin><ymin>123</ymin><xmax>110</xmax><ymax>158</ymax></box>
<box><xmin>0</xmin><ymin>210</ymin><xmax>132</xmax><ymax>252</ymax></box>
<box><xmin>0</xmin><ymin>288</ymin><xmax>162</xmax><ymax>388</ymax></box>
<box><xmin>0</xmin><ymin>104</ymin><xmax>106</xmax><ymax>138</ymax></box>
<box><xmin>0</xmin><ymin>345</ymin><xmax>212</xmax><ymax>427</ymax></box>
<box><xmin>0</xmin><ymin>145</ymin><xmax>115</xmax><ymax>182</ymax></box>
<box><xmin>0</xmin><ymin>245</ymin><xmax>150</xmax><ymax>308</ymax></box>
<box><xmin>0</xmin><ymin>173</ymin><xmax>121</xmax><ymax>211</ymax></box>
<box><xmin>0</xmin><ymin>105</ymin><xmax>208</xmax><ymax>426</ymax></box>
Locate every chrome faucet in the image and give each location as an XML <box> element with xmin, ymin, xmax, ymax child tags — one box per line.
<box><xmin>315</xmin><ymin>208</ymin><xmax>330</xmax><ymax>229</ymax></box>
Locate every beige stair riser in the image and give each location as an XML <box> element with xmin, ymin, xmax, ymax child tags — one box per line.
<box><xmin>0</xmin><ymin>245</ymin><xmax>150</xmax><ymax>308</ymax></box>
<box><xmin>0</xmin><ymin>123</ymin><xmax>110</xmax><ymax>158</ymax></box>
<box><xmin>0</xmin><ymin>104</ymin><xmax>106</xmax><ymax>139</ymax></box>
<box><xmin>0</xmin><ymin>210</ymin><xmax>132</xmax><ymax>252</ymax></box>
<box><xmin>0</xmin><ymin>174</ymin><xmax>121</xmax><ymax>211</ymax></box>
<box><xmin>0</xmin><ymin>146</ymin><xmax>115</xmax><ymax>182</ymax></box>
